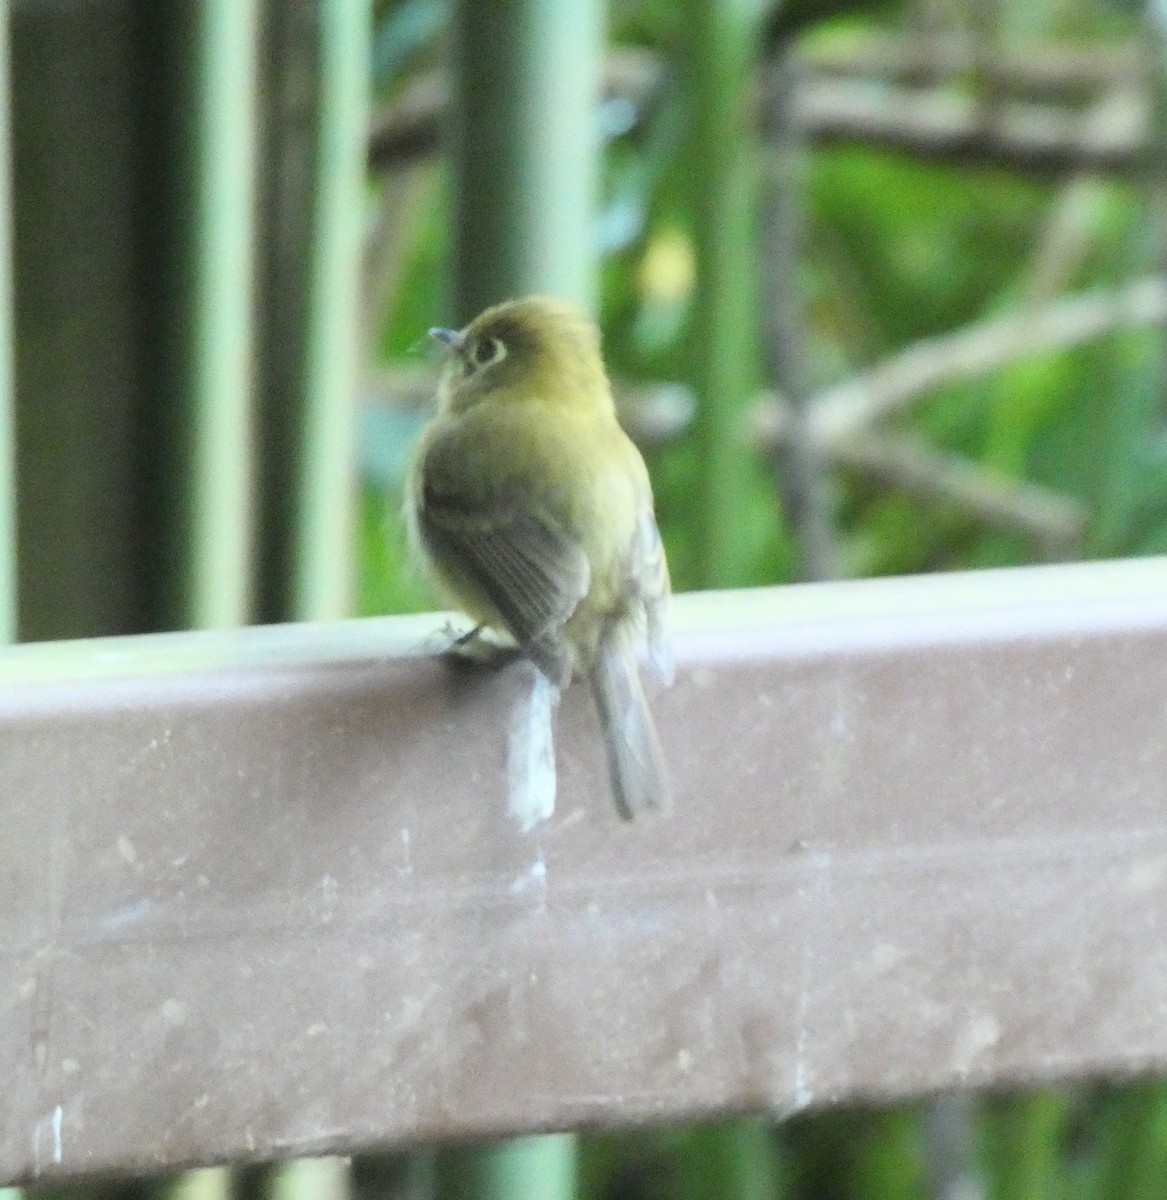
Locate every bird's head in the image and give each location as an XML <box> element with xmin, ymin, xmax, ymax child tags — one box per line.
<box><xmin>429</xmin><ymin>295</ymin><xmax>612</xmax><ymax>416</ymax></box>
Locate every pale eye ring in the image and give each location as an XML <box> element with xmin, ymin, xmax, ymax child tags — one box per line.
<box><xmin>470</xmin><ymin>335</ymin><xmax>506</xmax><ymax>370</ymax></box>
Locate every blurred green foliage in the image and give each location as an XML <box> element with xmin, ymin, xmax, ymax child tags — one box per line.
<box><xmin>29</xmin><ymin>0</ymin><xmax>1167</xmax><ymax>1198</ymax></box>
<box><xmin>356</xmin><ymin>0</ymin><xmax>1167</xmax><ymax>1198</ymax></box>
<box><xmin>364</xmin><ymin>3</ymin><xmax>1167</xmax><ymax>605</ymax></box>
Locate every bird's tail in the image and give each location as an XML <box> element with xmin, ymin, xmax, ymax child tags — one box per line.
<box><xmin>589</xmin><ymin>622</ymin><xmax>671</xmax><ymax>819</ymax></box>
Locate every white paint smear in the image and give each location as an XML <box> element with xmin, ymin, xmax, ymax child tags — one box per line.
<box><xmin>32</xmin><ymin>1104</ymin><xmax>62</xmax><ymax>1174</ymax></box>
<box><xmin>509</xmin><ymin>852</ymin><xmax>547</xmax><ymax>895</ymax></box>
<box><xmin>507</xmin><ymin>672</ymin><xmax>559</xmax><ymax>831</ymax></box>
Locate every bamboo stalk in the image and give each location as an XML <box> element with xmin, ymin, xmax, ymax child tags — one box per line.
<box><xmin>183</xmin><ymin>0</ymin><xmax>261</xmax><ymax>629</ymax></box>
<box><xmin>990</xmin><ymin>1089</ymin><xmax>1071</xmax><ymax>1200</ymax></box>
<box><xmin>674</xmin><ymin>1118</ymin><xmax>782</xmax><ymax>1200</ymax></box>
<box><xmin>433</xmin><ymin>1</ymin><xmax>606</xmax><ymax>1194</ymax></box>
<box><xmin>291</xmin><ymin>0</ymin><xmax>371</xmax><ymax>622</ymax></box>
<box><xmin>436</xmin><ymin>1138</ymin><xmax>577</xmax><ymax>1200</ymax></box>
<box><xmin>449</xmin><ymin>0</ymin><xmax>602</xmax><ymax>316</ymax></box>
<box><xmin>686</xmin><ymin>0</ymin><xmax>763</xmax><ymax>589</ymax></box>
<box><xmin>676</xmin><ymin>2</ymin><xmax>781</xmax><ymax>1195</ymax></box>
<box><xmin>1097</xmin><ymin>1082</ymin><xmax>1167</xmax><ymax>1200</ymax></box>
<box><xmin>268</xmin><ymin>1156</ymin><xmax>351</xmax><ymax>1200</ymax></box>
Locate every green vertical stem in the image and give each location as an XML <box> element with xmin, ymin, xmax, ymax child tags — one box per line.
<box><xmin>1097</xmin><ymin>1081</ymin><xmax>1167</xmax><ymax>1200</ymax></box>
<box><xmin>152</xmin><ymin>5</ymin><xmax>258</xmax><ymax>1193</ymax></box>
<box><xmin>290</xmin><ymin>0</ymin><xmax>370</xmax><ymax>623</ymax></box>
<box><xmin>437</xmin><ymin>1</ymin><xmax>603</xmax><ymax>1195</ymax></box>
<box><xmin>1144</xmin><ymin>0</ymin><xmax>1167</xmax><ymax>558</ymax></box>
<box><xmin>846</xmin><ymin>1106</ymin><xmax>925</xmax><ymax>1200</ymax></box>
<box><xmin>1148</xmin><ymin>0</ymin><xmax>1167</xmax><ymax>265</ymax></box>
<box><xmin>450</xmin><ymin>0</ymin><xmax>602</xmax><ymax>318</ymax></box>
<box><xmin>686</xmin><ymin>0</ymin><xmax>763</xmax><ymax>589</ymax></box>
<box><xmin>675</xmin><ymin>1117</ymin><xmax>782</xmax><ymax>1200</ymax></box>
<box><xmin>167</xmin><ymin>1167</ymin><xmax>233</xmax><ymax>1200</ymax></box>
<box><xmin>990</xmin><ymin>1088</ymin><xmax>1070</xmax><ymax>1200</ymax></box>
<box><xmin>268</xmin><ymin>1156</ymin><xmax>351</xmax><ymax>1200</ymax></box>
<box><xmin>0</xmin><ymin>0</ymin><xmax>13</xmax><ymax>645</ymax></box>
<box><xmin>677</xmin><ymin>5</ymin><xmax>774</xmax><ymax>1191</ymax></box>
<box><xmin>245</xmin><ymin>7</ymin><xmax>371</xmax><ymax>1193</ymax></box>
<box><xmin>436</xmin><ymin>1136</ymin><xmax>577</xmax><ymax>1200</ymax></box>
<box><xmin>185</xmin><ymin>0</ymin><xmax>260</xmax><ymax>629</ymax></box>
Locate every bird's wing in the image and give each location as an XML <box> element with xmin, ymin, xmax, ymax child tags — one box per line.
<box><xmin>419</xmin><ymin>464</ymin><xmax>590</xmax><ymax>686</ymax></box>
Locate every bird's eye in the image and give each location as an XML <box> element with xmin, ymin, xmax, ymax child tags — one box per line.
<box><xmin>470</xmin><ymin>335</ymin><xmax>506</xmax><ymax>370</ymax></box>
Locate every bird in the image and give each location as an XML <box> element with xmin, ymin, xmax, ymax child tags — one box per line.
<box><xmin>406</xmin><ymin>295</ymin><xmax>673</xmax><ymax>819</ymax></box>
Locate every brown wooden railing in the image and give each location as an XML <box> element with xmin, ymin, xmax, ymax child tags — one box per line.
<box><xmin>5</xmin><ymin>557</ymin><xmax>1167</xmax><ymax>1185</ymax></box>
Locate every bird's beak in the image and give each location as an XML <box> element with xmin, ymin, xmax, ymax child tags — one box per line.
<box><xmin>428</xmin><ymin>327</ymin><xmax>464</xmax><ymax>353</ymax></box>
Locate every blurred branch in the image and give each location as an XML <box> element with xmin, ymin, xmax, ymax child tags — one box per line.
<box><xmin>800</xmin><ymin>30</ymin><xmax>1150</xmax><ymax>100</ymax></box>
<box><xmin>362</xmin><ymin>371</ymin><xmax>697</xmax><ymax>433</ymax></box>
<box><xmin>831</xmin><ymin>431</ymin><xmax>1087</xmax><ymax>558</ymax></box>
<box><xmin>367</xmin><ymin>273</ymin><xmax>1163</xmax><ymax>552</ymax></box>
<box><xmin>368</xmin><ymin>48</ymin><xmax>664</xmax><ymax>170</ymax></box>
<box><xmin>368</xmin><ymin>274</ymin><xmax>1165</xmax><ymax>560</ymax></box>
<box><xmin>627</xmin><ymin>389</ymin><xmax>1088</xmax><ymax>553</ymax></box>
<box><xmin>758</xmin><ymin>275</ymin><xmax>1167</xmax><ymax>444</ymax></box>
<box><xmin>1018</xmin><ymin>92</ymin><xmax>1134</xmax><ymax>305</ymax></box>
<box><xmin>373</xmin><ymin>275</ymin><xmax>1167</xmax><ymax>453</ymax></box>
<box><xmin>369</xmin><ymin>39</ymin><xmax>1153</xmax><ymax>177</ymax></box>
<box><xmin>797</xmin><ymin>76</ymin><xmax>1148</xmax><ymax>174</ymax></box>
<box><xmin>362</xmin><ymin>374</ymin><xmax>1085</xmax><ymax>552</ymax></box>
<box><xmin>368</xmin><ymin>66</ymin><xmax>445</xmax><ymax>166</ymax></box>
<box><xmin>363</xmin><ymin>364</ymin><xmax>437</xmax><ymax>411</ymax></box>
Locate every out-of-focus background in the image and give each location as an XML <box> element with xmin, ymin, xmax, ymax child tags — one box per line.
<box><xmin>7</xmin><ymin>0</ymin><xmax>1167</xmax><ymax>1196</ymax></box>
<box><xmin>360</xmin><ymin>0</ymin><xmax>1167</xmax><ymax>615</ymax></box>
